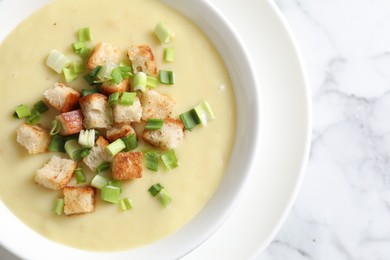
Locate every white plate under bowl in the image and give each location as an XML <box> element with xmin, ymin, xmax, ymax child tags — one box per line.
<box><xmin>0</xmin><ymin>0</ymin><xmax>260</xmax><ymax>259</ymax></box>
<box><xmin>0</xmin><ymin>0</ymin><xmax>311</xmax><ymax>259</ymax></box>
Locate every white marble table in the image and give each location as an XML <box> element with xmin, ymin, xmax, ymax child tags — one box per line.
<box><xmin>1</xmin><ymin>0</ymin><xmax>390</xmax><ymax>259</ymax></box>
<box><xmin>260</xmin><ymin>0</ymin><xmax>390</xmax><ymax>259</ymax></box>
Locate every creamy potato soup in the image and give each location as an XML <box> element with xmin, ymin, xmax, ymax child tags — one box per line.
<box><xmin>0</xmin><ymin>0</ymin><xmax>236</xmax><ymax>251</ymax></box>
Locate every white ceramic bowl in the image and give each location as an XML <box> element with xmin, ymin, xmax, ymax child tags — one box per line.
<box><xmin>0</xmin><ymin>0</ymin><xmax>260</xmax><ymax>259</ymax></box>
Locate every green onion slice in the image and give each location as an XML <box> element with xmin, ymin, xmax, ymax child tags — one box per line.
<box><xmin>118</xmin><ymin>66</ymin><xmax>133</xmax><ymax>79</ymax></box>
<box><xmin>108</xmin><ymin>92</ymin><xmax>120</xmax><ymax>106</ymax></box>
<box><xmin>148</xmin><ymin>183</ymin><xmax>164</xmax><ymax>197</ymax></box>
<box><xmin>91</xmin><ymin>173</ymin><xmax>110</xmax><ymax>189</ymax></box>
<box><xmin>148</xmin><ymin>183</ymin><xmax>172</xmax><ymax>207</ymax></box>
<box><xmin>111</xmin><ymin>67</ymin><xmax>123</xmax><ymax>85</ymax></box>
<box><xmin>106</xmin><ymin>139</ymin><xmax>126</xmax><ymax>156</ymax></box>
<box><xmin>84</xmin><ymin>66</ymin><xmax>103</xmax><ymax>87</ymax></box>
<box><xmin>154</xmin><ymin>22</ymin><xmax>174</xmax><ymax>44</ymax></box>
<box><xmin>163</xmin><ymin>47</ymin><xmax>175</xmax><ymax>62</ymax></box>
<box><xmin>101</xmin><ymin>185</ymin><xmax>121</xmax><ymax>203</ymax></box>
<box><xmin>50</xmin><ymin>120</ymin><xmax>61</xmax><ymax>136</ymax></box>
<box><xmin>122</xmin><ymin>134</ymin><xmax>138</xmax><ymax>151</ymax></box>
<box><xmin>179</xmin><ymin>109</ymin><xmax>201</xmax><ymax>131</ymax></box>
<box><xmin>78</xmin><ymin>27</ymin><xmax>93</xmax><ymax>42</ymax></box>
<box><xmin>161</xmin><ymin>149</ymin><xmax>178</xmax><ymax>169</ymax></box>
<box><xmin>158</xmin><ymin>70</ymin><xmax>175</xmax><ymax>85</ymax></box>
<box><xmin>64</xmin><ymin>139</ymin><xmax>84</xmax><ymax>161</ymax></box>
<box><xmin>72</xmin><ymin>41</ymin><xmax>86</xmax><ymax>52</ymax></box>
<box><xmin>48</xmin><ymin>135</ymin><xmax>65</xmax><ymax>152</ymax></box>
<box><xmin>97</xmin><ymin>62</ymin><xmax>117</xmax><ymax>81</ymax></box>
<box><xmin>96</xmin><ymin>161</ymin><xmax>111</xmax><ymax>174</ymax></box>
<box><xmin>75</xmin><ymin>168</ymin><xmax>86</xmax><ymax>184</ymax></box>
<box><xmin>146</xmin><ymin>76</ymin><xmax>159</xmax><ymax>89</ymax></box>
<box><xmin>145</xmin><ymin>118</ymin><xmax>164</xmax><ymax>130</ymax></box>
<box><xmin>46</xmin><ymin>49</ymin><xmax>70</xmax><ymax>73</ymax></box>
<box><xmin>78</xmin><ymin>129</ymin><xmax>95</xmax><ymax>148</ymax></box>
<box><xmin>144</xmin><ymin>151</ymin><xmax>159</xmax><ymax>172</ymax></box>
<box><xmin>194</xmin><ymin>101</ymin><xmax>215</xmax><ymax>125</ymax></box>
<box><xmin>119</xmin><ymin>92</ymin><xmax>136</xmax><ymax>106</ymax></box>
<box><xmin>119</xmin><ymin>198</ymin><xmax>133</xmax><ymax>211</ymax></box>
<box><xmin>53</xmin><ymin>198</ymin><xmax>64</xmax><ymax>216</ymax></box>
<box><xmin>14</xmin><ymin>104</ymin><xmax>31</xmax><ymax>119</ymax></box>
<box><xmin>80</xmin><ymin>148</ymin><xmax>91</xmax><ymax>158</ymax></box>
<box><xmin>26</xmin><ymin>109</ymin><xmax>41</xmax><ymax>125</ymax></box>
<box><xmin>33</xmin><ymin>100</ymin><xmax>49</xmax><ymax>113</ymax></box>
<box><xmin>133</xmin><ymin>72</ymin><xmax>147</xmax><ymax>92</ymax></box>
<box><xmin>107</xmin><ymin>180</ymin><xmax>122</xmax><ymax>189</ymax></box>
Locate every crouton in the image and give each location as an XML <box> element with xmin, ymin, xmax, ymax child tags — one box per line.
<box><xmin>43</xmin><ymin>82</ymin><xmax>80</xmax><ymax>113</ymax></box>
<box><xmin>106</xmin><ymin>124</ymin><xmax>135</xmax><ymax>142</ymax></box>
<box><xmin>35</xmin><ymin>156</ymin><xmax>76</xmax><ymax>190</ymax></box>
<box><xmin>63</xmin><ymin>186</ymin><xmax>95</xmax><ymax>215</ymax></box>
<box><xmin>140</xmin><ymin>90</ymin><xmax>175</xmax><ymax>120</ymax></box>
<box><xmin>16</xmin><ymin>123</ymin><xmax>50</xmax><ymax>154</ymax></box>
<box><xmin>112</xmin><ymin>96</ymin><xmax>142</xmax><ymax>124</ymax></box>
<box><xmin>111</xmin><ymin>152</ymin><xmax>142</xmax><ymax>180</ymax></box>
<box><xmin>127</xmin><ymin>45</ymin><xmax>157</xmax><ymax>76</ymax></box>
<box><xmin>83</xmin><ymin>136</ymin><xmax>111</xmax><ymax>172</ymax></box>
<box><xmin>101</xmin><ymin>79</ymin><xmax>129</xmax><ymax>96</ymax></box>
<box><xmin>56</xmin><ymin>109</ymin><xmax>84</xmax><ymax>136</ymax></box>
<box><xmin>86</xmin><ymin>42</ymin><xmax>121</xmax><ymax>70</ymax></box>
<box><xmin>79</xmin><ymin>93</ymin><xmax>110</xmax><ymax>129</ymax></box>
<box><xmin>142</xmin><ymin>118</ymin><xmax>184</xmax><ymax>150</ymax></box>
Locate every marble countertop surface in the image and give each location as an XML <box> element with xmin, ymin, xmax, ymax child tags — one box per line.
<box><xmin>260</xmin><ymin>0</ymin><xmax>390</xmax><ymax>259</ymax></box>
<box><xmin>1</xmin><ymin>0</ymin><xmax>389</xmax><ymax>259</ymax></box>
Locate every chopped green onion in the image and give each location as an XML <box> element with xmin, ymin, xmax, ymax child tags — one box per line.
<box><xmin>107</xmin><ymin>180</ymin><xmax>122</xmax><ymax>189</ymax></box>
<box><xmin>97</xmin><ymin>62</ymin><xmax>117</xmax><ymax>81</ymax></box>
<box><xmin>133</xmin><ymin>72</ymin><xmax>147</xmax><ymax>92</ymax></box>
<box><xmin>148</xmin><ymin>183</ymin><xmax>164</xmax><ymax>197</ymax></box>
<box><xmin>48</xmin><ymin>135</ymin><xmax>65</xmax><ymax>152</ymax></box>
<box><xmin>154</xmin><ymin>22</ymin><xmax>174</xmax><ymax>44</ymax></box>
<box><xmin>180</xmin><ymin>109</ymin><xmax>201</xmax><ymax>131</ymax></box>
<box><xmin>119</xmin><ymin>92</ymin><xmax>136</xmax><ymax>106</ymax></box>
<box><xmin>111</xmin><ymin>68</ymin><xmax>123</xmax><ymax>85</ymax></box>
<box><xmin>91</xmin><ymin>173</ymin><xmax>110</xmax><ymax>189</ymax></box>
<box><xmin>106</xmin><ymin>139</ymin><xmax>126</xmax><ymax>156</ymax></box>
<box><xmin>77</xmin><ymin>47</ymin><xmax>91</xmax><ymax>59</ymax></box>
<box><xmin>46</xmin><ymin>49</ymin><xmax>70</xmax><ymax>73</ymax></box>
<box><xmin>74</xmin><ymin>168</ymin><xmax>86</xmax><ymax>184</ymax></box>
<box><xmin>84</xmin><ymin>66</ymin><xmax>102</xmax><ymax>87</ymax></box>
<box><xmin>163</xmin><ymin>48</ymin><xmax>175</xmax><ymax>62</ymax></box>
<box><xmin>26</xmin><ymin>109</ymin><xmax>41</xmax><ymax>125</ymax></box>
<box><xmin>119</xmin><ymin>198</ymin><xmax>133</xmax><ymax>211</ymax></box>
<box><xmin>96</xmin><ymin>161</ymin><xmax>111</xmax><ymax>174</ymax></box>
<box><xmin>122</xmin><ymin>134</ymin><xmax>138</xmax><ymax>151</ymax></box>
<box><xmin>108</xmin><ymin>92</ymin><xmax>120</xmax><ymax>106</ymax></box>
<box><xmin>159</xmin><ymin>70</ymin><xmax>175</xmax><ymax>85</ymax></box>
<box><xmin>80</xmin><ymin>148</ymin><xmax>91</xmax><ymax>158</ymax></box>
<box><xmin>71</xmin><ymin>61</ymin><xmax>85</xmax><ymax>74</ymax></box>
<box><xmin>118</xmin><ymin>66</ymin><xmax>133</xmax><ymax>79</ymax></box>
<box><xmin>194</xmin><ymin>101</ymin><xmax>215</xmax><ymax>125</ymax></box>
<box><xmin>64</xmin><ymin>139</ymin><xmax>84</xmax><ymax>161</ymax></box>
<box><xmin>146</xmin><ymin>76</ymin><xmax>159</xmax><ymax>89</ymax></box>
<box><xmin>14</xmin><ymin>104</ymin><xmax>31</xmax><ymax>118</ymax></box>
<box><xmin>33</xmin><ymin>100</ymin><xmax>49</xmax><ymax>113</ymax></box>
<box><xmin>144</xmin><ymin>151</ymin><xmax>159</xmax><ymax>172</ymax></box>
<box><xmin>145</xmin><ymin>118</ymin><xmax>164</xmax><ymax>130</ymax></box>
<box><xmin>78</xmin><ymin>129</ymin><xmax>95</xmax><ymax>148</ymax></box>
<box><xmin>50</xmin><ymin>120</ymin><xmax>61</xmax><ymax>136</ymax></box>
<box><xmin>101</xmin><ymin>185</ymin><xmax>121</xmax><ymax>203</ymax></box>
<box><xmin>78</xmin><ymin>27</ymin><xmax>93</xmax><ymax>42</ymax></box>
<box><xmin>82</xmin><ymin>89</ymin><xmax>98</xmax><ymax>96</ymax></box>
<box><xmin>53</xmin><ymin>198</ymin><xmax>64</xmax><ymax>216</ymax></box>
<box><xmin>161</xmin><ymin>149</ymin><xmax>178</xmax><ymax>169</ymax></box>
<box><xmin>63</xmin><ymin>67</ymin><xmax>78</xmax><ymax>82</ymax></box>
<box><xmin>72</xmin><ymin>41</ymin><xmax>86</xmax><ymax>52</ymax></box>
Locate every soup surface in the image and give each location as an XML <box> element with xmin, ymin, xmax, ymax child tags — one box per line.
<box><xmin>0</xmin><ymin>0</ymin><xmax>236</xmax><ymax>251</ymax></box>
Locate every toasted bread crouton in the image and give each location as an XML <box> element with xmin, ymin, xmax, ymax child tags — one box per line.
<box><xmin>83</xmin><ymin>136</ymin><xmax>111</xmax><ymax>172</ymax></box>
<box><xmin>127</xmin><ymin>45</ymin><xmax>157</xmax><ymax>76</ymax></box>
<box><xmin>112</xmin><ymin>96</ymin><xmax>142</xmax><ymax>124</ymax></box>
<box><xmin>111</xmin><ymin>152</ymin><xmax>142</xmax><ymax>180</ymax></box>
<box><xmin>86</xmin><ymin>42</ymin><xmax>121</xmax><ymax>70</ymax></box>
<box><xmin>35</xmin><ymin>156</ymin><xmax>76</xmax><ymax>190</ymax></box>
<box><xmin>63</xmin><ymin>186</ymin><xmax>95</xmax><ymax>215</ymax></box>
<box><xmin>56</xmin><ymin>109</ymin><xmax>84</xmax><ymax>136</ymax></box>
<box><xmin>16</xmin><ymin>123</ymin><xmax>50</xmax><ymax>154</ymax></box>
<box><xmin>43</xmin><ymin>82</ymin><xmax>80</xmax><ymax>113</ymax></box>
<box><xmin>140</xmin><ymin>90</ymin><xmax>175</xmax><ymax>120</ymax></box>
<box><xmin>79</xmin><ymin>93</ymin><xmax>110</xmax><ymax>129</ymax></box>
<box><xmin>106</xmin><ymin>124</ymin><xmax>135</xmax><ymax>142</ymax></box>
<box><xmin>101</xmin><ymin>79</ymin><xmax>129</xmax><ymax>96</ymax></box>
<box><xmin>142</xmin><ymin>118</ymin><xmax>184</xmax><ymax>150</ymax></box>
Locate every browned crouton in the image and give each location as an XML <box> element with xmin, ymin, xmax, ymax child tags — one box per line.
<box><xmin>111</xmin><ymin>152</ymin><xmax>142</xmax><ymax>180</ymax></box>
<box><xmin>140</xmin><ymin>90</ymin><xmax>175</xmax><ymax>120</ymax></box>
<box><xmin>35</xmin><ymin>156</ymin><xmax>76</xmax><ymax>190</ymax></box>
<box><xmin>112</xmin><ymin>96</ymin><xmax>142</xmax><ymax>124</ymax></box>
<box><xmin>79</xmin><ymin>93</ymin><xmax>110</xmax><ymax>129</ymax></box>
<box><xmin>16</xmin><ymin>123</ymin><xmax>50</xmax><ymax>154</ymax></box>
<box><xmin>142</xmin><ymin>118</ymin><xmax>184</xmax><ymax>150</ymax></box>
<box><xmin>56</xmin><ymin>109</ymin><xmax>84</xmax><ymax>136</ymax></box>
<box><xmin>63</xmin><ymin>186</ymin><xmax>95</xmax><ymax>215</ymax></box>
<box><xmin>101</xmin><ymin>79</ymin><xmax>129</xmax><ymax>96</ymax></box>
<box><xmin>127</xmin><ymin>45</ymin><xmax>157</xmax><ymax>76</ymax></box>
<box><xmin>83</xmin><ymin>136</ymin><xmax>111</xmax><ymax>172</ymax></box>
<box><xmin>43</xmin><ymin>82</ymin><xmax>80</xmax><ymax>113</ymax></box>
<box><xmin>106</xmin><ymin>124</ymin><xmax>135</xmax><ymax>142</ymax></box>
<box><xmin>86</xmin><ymin>42</ymin><xmax>121</xmax><ymax>70</ymax></box>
